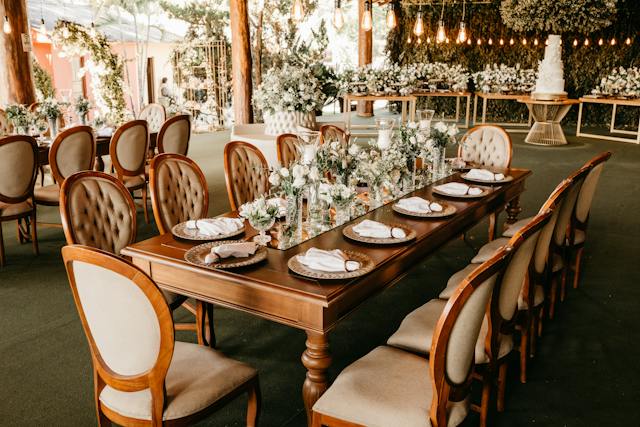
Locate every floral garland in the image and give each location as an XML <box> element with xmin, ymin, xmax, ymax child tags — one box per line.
<box><xmin>472</xmin><ymin>64</ymin><xmax>537</xmax><ymax>94</ymax></box>
<box><xmin>51</xmin><ymin>21</ymin><xmax>127</xmax><ymax>124</ymax></box>
<box><xmin>593</xmin><ymin>66</ymin><xmax>640</xmax><ymax>98</ymax></box>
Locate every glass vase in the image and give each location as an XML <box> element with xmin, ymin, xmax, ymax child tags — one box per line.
<box><xmin>403</xmin><ymin>158</ymin><xmax>417</xmax><ymax>194</ymax></box>
<box><xmin>284</xmin><ymin>192</ymin><xmax>304</xmax><ymax>245</ymax></box>
<box><xmin>333</xmin><ymin>200</ymin><xmax>352</xmax><ymax>226</ymax></box>
<box><xmin>368</xmin><ymin>183</ymin><xmax>384</xmax><ymax>211</ymax></box>
<box><xmin>80</xmin><ymin>113</ymin><xmax>88</xmax><ymax>125</ymax></box>
<box><xmin>48</xmin><ymin>118</ymin><xmax>58</xmax><ymax>138</ymax></box>
<box><xmin>249</xmin><ymin>217</ymin><xmax>275</xmax><ymax>246</ymax></box>
<box><xmin>432</xmin><ymin>146</ymin><xmax>447</xmax><ymax>180</ymax></box>
<box><xmin>306</xmin><ymin>181</ymin><xmax>322</xmax><ymax>235</ymax></box>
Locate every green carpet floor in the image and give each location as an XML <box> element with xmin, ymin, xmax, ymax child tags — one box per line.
<box><xmin>1</xmin><ymin>122</ymin><xmax>639</xmax><ymax>426</ymax></box>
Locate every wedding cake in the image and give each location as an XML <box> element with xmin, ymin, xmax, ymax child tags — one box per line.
<box><xmin>532</xmin><ymin>35</ymin><xmax>568</xmax><ymax>100</ymax></box>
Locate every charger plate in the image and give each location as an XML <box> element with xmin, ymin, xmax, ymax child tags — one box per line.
<box><xmin>172</xmin><ymin>218</ymin><xmax>245</xmax><ymax>242</ymax></box>
<box><xmin>343</xmin><ymin>222</ymin><xmax>416</xmax><ymax>244</ymax></box>
<box><xmin>185</xmin><ymin>240</ymin><xmax>267</xmax><ymax>270</ymax></box>
<box><xmin>432</xmin><ymin>185</ymin><xmax>490</xmax><ymax>199</ymax></box>
<box><xmin>392</xmin><ymin>202</ymin><xmax>457</xmax><ymax>218</ymax></box>
<box><xmin>461</xmin><ymin>173</ymin><xmax>514</xmax><ymax>185</ymax></box>
<box><xmin>288</xmin><ymin>250</ymin><xmax>375</xmax><ymax>280</ymax></box>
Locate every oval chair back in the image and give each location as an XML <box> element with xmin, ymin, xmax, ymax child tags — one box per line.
<box><xmin>49</xmin><ymin>126</ymin><xmax>96</xmax><ymax>183</ymax></box>
<box><xmin>0</xmin><ymin>135</ymin><xmax>38</xmax><ymax>204</ymax></box>
<box><xmin>276</xmin><ymin>133</ymin><xmax>299</xmax><ymax>167</ymax></box>
<box><xmin>223</xmin><ymin>141</ymin><xmax>270</xmax><ymax>211</ymax></box>
<box><xmin>110</xmin><ymin>120</ymin><xmax>149</xmax><ymax>179</ymax></box>
<box><xmin>458</xmin><ymin>125</ymin><xmax>513</xmax><ymax>169</ymax></box>
<box><xmin>319</xmin><ymin>124</ymin><xmax>347</xmax><ymax>146</ymax></box>
<box><xmin>138</xmin><ymin>103</ymin><xmax>167</xmax><ymax>133</ymax></box>
<box><xmin>157</xmin><ymin>114</ymin><xmax>191</xmax><ymax>156</ymax></box>
<box><xmin>150</xmin><ymin>154</ymin><xmax>209</xmax><ymax>235</ymax></box>
<box><xmin>60</xmin><ymin>171</ymin><xmax>136</xmax><ymax>256</ymax></box>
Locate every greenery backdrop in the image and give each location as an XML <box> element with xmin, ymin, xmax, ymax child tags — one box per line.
<box><xmin>386</xmin><ymin>0</ymin><xmax>640</xmax><ymax>127</ymax></box>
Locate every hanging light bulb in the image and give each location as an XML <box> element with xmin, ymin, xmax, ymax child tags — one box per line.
<box><xmin>584</xmin><ymin>38</ymin><xmax>590</xmax><ymax>46</ymax></box>
<box><xmin>611</xmin><ymin>38</ymin><xmax>617</xmax><ymax>46</ymax></box>
<box><xmin>35</xmin><ymin>18</ymin><xmax>48</xmax><ymax>43</ymax></box>
<box><xmin>477</xmin><ymin>38</ymin><xmax>482</xmax><ymax>45</ymax></box>
<box><xmin>407</xmin><ymin>35</ymin><xmax>412</xmax><ymax>44</ymax></box>
<box><xmin>467</xmin><ymin>38</ymin><xmax>472</xmax><ymax>45</ymax></box>
<box><xmin>488</xmin><ymin>38</ymin><xmax>493</xmax><ymax>45</ymax></box>
<box><xmin>534</xmin><ymin>38</ymin><xmax>539</xmax><ymax>46</ymax></box>
<box><xmin>436</xmin><ymin>21</ymin><xmax>446</xmax><ymax>43</ymax></box>
<box><xmin>522</xmin><ymin>38</ymin><xmax>527</xmax><ymax>45</ymax></box>
<box><xmin>457</xmin><ymin>22</ymin><xmax>467</xmax><ymax>43</ymax></box>
<box><xmin>598</xmin><ymin>38</ymin><xmax>604</xmax><ymax>46</ymax></box>
<box><xmin>89</xmin><ymin>22</ymin><xmax>97</xmax><ymax>37</ymax></box>
<box><xmin>413</xmin><ymin>11</ymin><xmax>425</xmax><ymax>37</ymax></box>
<box><xmin>509</xmin><ymin>37</ymin><xmax>515</xmax><ymax>45</ymax></box>
<box><xmin>499</xmin><ymin>38</ymin><xmax>504</xmax><ymax>46</ymax></box>
<box><xmin>291</xmin><ymin>0</ymin><xmax>304</xmax><ymax>23</ymax></box>
<box><xmin>332</xmin><ymin>1</ymin><xmax>344</xmax><ymax>30</ymax></box>
<box><xmin>625</xmin><ymin>37</ymin><xmax>632</xmax><ymax>45</ymax></box>
<box><xmin>3</xmin><ymin>16</ymin><xmax>11</xmax><ymax>34</ymax></box>
<box><xmin>386</xmin><ymin>3</ymin><xmax>397</xmax><ymax>30</ymax></box>
<box><xmin>361</xmin><ymin>0</ymin><xmax>373</xmax><ymax>32</ymax></box>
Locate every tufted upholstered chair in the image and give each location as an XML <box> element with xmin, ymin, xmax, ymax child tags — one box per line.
<box><xmin>319</xmin><ymin>124</ymin><xmax>348</xmax><ymax>146</ymax></box>
<box><xmin>61</xmin><ymin>245</ymin><xmax>261</xmax><ymax>427</ymax></box>
<box><xmin>224</xmin><ymin>141</ymin><xmax>270</xmax><ymax>211</ymax></box>
<box><xmin>157</xmin><ymin>114</ymin><xmax>191</xmax><ymax>156</ymax></box>
<box><xmin>0</xmin><ymin>109</ymin><xmax>13</xmax><ymax>136</ymax></box>
<box><xmin>60</xmin><ymin>171</ymin><xmax>137</xmax><ymax>256</ymax></box>
<box><xmin>149</xmin><ymin>154</ymin><xmax>208</xmax><ymax>235</ymax></box>
<box><xmin>458</xmin><ymin>125</ymin><xmax>512</xmax><ymax>169</ymax></box>
<box><xmin>138</xmin><ymin>103</ymin><xmax>167</xmax><ymax>133</ymax></box>
<box><xmin>569</xmin><ymin>152</ymin><xmax>612</xmax><ymax>290</ymax></box>
<box><xmin>312</xmin><ymin>247</ymin><xmax>510</xmax><ymax>427</ymax></box>
<box><xmin>276</xmin><ymin>133</ymin><xmax>299</xmax><ymax>167</ymax></box>
<box><xmin>0</xmin><ymin>135</ymin><xmax>39</xmax><ymax>266</ymax></box>
<box><xmin>34</xmin><ymin>126</ymin><xmax>96</xmax><ymax>209</ymax></box>
<box><xmin>110</xmin><ymin>120</ymin><xmax>150</xmax><ymax>224</ymax></box>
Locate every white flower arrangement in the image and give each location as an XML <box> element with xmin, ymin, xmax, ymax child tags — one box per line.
<box><xmin>75</xmin><ymin>96</ymin><xmax>91</xmax><ymax>116</ymax></box>
<box><xmin>355</xmin><ymin>144</ymin><xmax>408</xmax><ymax>188</ymax></box>
<box><xmin>473</xmin><ymin>64</ymin><xmax>537</xmax><ymax>94</ymax></box>
<box><xmin>254</xmin><ymin>64</ymin><xmax>327</xmax><ymax>114</ymax></box>
<box><xmin>594</xmin><ymin>66</ymin><xmax>640</xmax><ymax>99</ymax></box>
<box><xmin>38</xmin><ymin>98</ymin><xmax>62</xmax><ymax>120</ymax></box>
<box><xmin>5</xmin><ymin>104</ymin><xmax>32</xmax><ymax>128</ymax></box>
<box><xmin>268</xmin><ymin>161</ymin><xmax>317</xmax><ymax>196</ymax></box>
<box><xmin>426</xmin><ymin>122</ymin><xmax>459</xmax><ymax>151</ymax></box>
<box><xmin>315</xmin><ymin>140</ymin><xmax>360</xmax><ymax>181</ymax></box>
<box><xmin>327</xmin><ymin>183</ymin><xmax>357</xmax><ymax>207</ymax></box>
<box><xmin>239</xmin><ymin>196</ymin><xmax>280</xmax><ymax>225</ymax></box>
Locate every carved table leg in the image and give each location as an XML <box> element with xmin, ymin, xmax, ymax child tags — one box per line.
<box><xmin>301</xmin><ymin>331</ymin><xmax>331</xmax><ymax>426</ymax></box>
<box><xmin>196</xmin><ymin>301</ymin><xmax>216</xmax><ymax>348</ymax></box>
<box><xmin>506</xmin><ymin>196</ymin><xmax>522</xmax><ymax>225</ymax></box>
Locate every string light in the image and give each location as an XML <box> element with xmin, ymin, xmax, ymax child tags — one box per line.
<box><xmin>534</xmin><ymin>38</ymin><xmax>539</xmax><ymax>46</ymax></box>
<box><xmin>333</xmin><ymin>0</ymin><xmax>344</xmax><ymax>30</ymax></box>
<box><xmin>417</xmin><ymin>37</ymin><xmax>422</xmax><ymax>45</ymax></box>
<box><xmin>610</xmin><ymin>38</ymin><xmax>616</xmax><ymax>45</ymax></box>
<box><xmin>291</xmin><ymin>0</ymin><xmax>304</xmax><ymax>22</ymax></box>
<box><xmin>445</xmin><ymin>37</ymin><xmax>450</xmax><ymax>44</ymax></box>
<box><xmin>3</xmin><ymin>15</ymin><xmax>11</xmax><ymax>34</ymax></box>
<box><xmin>426</xmin><ymin>36</ymin><xmax>431</xmax><ymax>44</ymax></box>
<box><xmin>467</xmin><ymin>37</ymin><xmax>472</xmax><ymax>45</ymax></box>
<box><xmin>625</xmin><ymin>37</ymin><xmax>632</xmax><ymax>45</ymax></box>
<box><xmin>386</xmin><ymin>2</ymin><xmax>397</xmax><ymax>30</ymax></box>
<box><xmin>36</xmin><ymin>0</ymin><xmax>47</xmax><ymax>42</ymax></box>
<box><xmin>361</xmin><ymin>0</ymin><xmax>373</xmax><ymax>32</ymax></box>
<box><xmin>584</xmin><ymin>38</ymin><xmax>590</xmax><ymax>46</ymax></box>
<box><xmin>413</xmin><ymin>10</ymin><xmax>425</xmax><ymax>37</ymax></box>
<box><xmin>509</xmin><ymin>37</ymin><xmax>514</xmax><ymax>45</ymax></box>
<box><xmin>477</xmin><ymin>38</ymin><xmax>482</xmax><ymax>45</ymax></box>
<box><xmin>457</xmin><ymin>0</ymin><xmax>467</xmax><ymax>43</ymax></box>
<box><xmin>598</xmin><ymin>38</ymin><xmax>604</xmax><ymax>46</ymax></box>
<box><xmin>499</xmin><ymin>38</ymin><xmax>504</xmax><ymax>46</ymax></box>
<box><xmin>436</xmin><ymin>0</ymin><xmax>447</xmax><ymax>43</ymax></box>
<box><xmin>573</xmin><ymin>39</ymin><xmax>578</xmax><ymax>46</ymax></box>
<box><xmin>545</xmin><ymin>38</ymin><xmax>549</xmax><ymax>46</ymax></box>
<box><xmin>407</xmin><ymin>35</ymin><xmax>412</xmax><ymax>44</ymax></box>
<box><xmin>522</xmin><ymin>38</ymin><xmax>527</xmax><ymax>45</ymax></box>
<box><xmin>488</xmin><ymin>38</ymin><xmax>493</xmax><ymax>45</ymax></box>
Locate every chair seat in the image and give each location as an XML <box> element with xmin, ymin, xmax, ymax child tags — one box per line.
<box><xmin>572</xmin><ymin>229</ymin><xmax>586</xmax><ymax>245</ymax></box>
<box><xmin>387</xmin><ymin>299</ymin><xmax>513</xmax><ymax>364</ymax></box>
<box><xmin>502</xmin><ymin>216</ymin><xmax>533</xmax><ymax>238</ymax></box>
<box><xmin>313</xmin><ymin>345</ymin><xmax>469</xmax><ymax>427</ymax></box>
<box><xmin>439</xmin><ymin>264</ymin><xmax>478</xmax><ymax>299</ymax></box>
<box><xmin>471</xmin><ymin>238</ymin><xmax>509</xmax><ymax>264</ymax></box>
<box><xmin>0</xmin><ymin>199</ymin><xmax>33</xmax><ymax>219</ymax></box>
<box><xmin>34</xmin><ymin>184</ymin><xmax>61</xmax><ymax>205</ymax></box>
<box><xmin>518</xmin><ymin>284</ymin><xmax>545</xmax><ymax>310</ymax></box>
<box><xmin>99</xmin><ymin>341</ymin><xmax>257</xmax><ymax>421</ymax></box>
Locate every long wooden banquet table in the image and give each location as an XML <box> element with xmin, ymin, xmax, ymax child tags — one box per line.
<box><xmin>121</xmin><ymin>169</ymin><xmax>530</xmax><ymax>425</ymax></box>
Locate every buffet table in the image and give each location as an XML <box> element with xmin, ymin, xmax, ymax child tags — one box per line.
<box><xmin>413</xmin><ymin>90</ymin><xmax>472</xmax><ymax>128</ymax></box>
<box><xmin>473</xmin><ymin>92</ymin><xmax>532</xmax><ymax>132</ymax></box>
<box><xmin>121</xmin><ymin>168</ymin><xmax>530</xmax><ymax>426</ymax></box>
<box><xmin>576</xmin><ymin>96</ymin><xmax>640</xmax><ymax>144</ymax></box>
<box><xmin>518</xmin><ymin>98</ymin><xmax>580</xmax><ymax>146</ymax></box>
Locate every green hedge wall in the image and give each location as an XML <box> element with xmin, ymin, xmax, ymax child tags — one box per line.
<box><xmin>386</xmin><ymin>0</ymin><xmax>640</xmax><ymax>128</ymax></box>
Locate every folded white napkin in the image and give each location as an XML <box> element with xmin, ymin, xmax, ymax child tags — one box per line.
<box><xmin>396</xmin><ymin>197</ymin><xmax>443</xmax><ymax>214</ymax></box>
<box><xmin>466</xmin><ymin>168</ymin><xmax>505</xmax><ymax>181</ymax></box>
<box><xmin>435</xmin><ymin>182</ymin><xmax>483</xmax><ymax>196</ymax></box>
<box><xmin>186</xmin><ymin>217</ymin><xmax>244</xmax><ymax>236</ymax></box>
<box><xmin>352</xmin><ymin>220</ymin><xmax>406</xmax><ymax>239</ymax></box>
<box><xmin>297</xmin><ymin>248</ymin><xmax>360</xmax><ymax>272</ymax></box>
<box><xmin>97</xmin><ymin>127</ymin><xmax>113</xmax><ymax>137</ymax></box>
<box><xmin>204</xmin><ymin>242</ymin><xmax>258</xmax><ymax>263</ymax></box>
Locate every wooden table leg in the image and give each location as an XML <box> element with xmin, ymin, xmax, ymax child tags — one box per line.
<box><xmin>96</xmin><ymin>155</ymin><xmax>105</xmax><ymax>172</ymax></box>
<box><xmin>197</xmin><ymin>301</ymin><xmax>216</xmax><ymax>348</ymax></box>
<box><xmin>301</xmin><ymin>330</ymin><xmax>331</xmax><ymax>425</ymax></box>
<box><xmin>506</xmin><ymin>196</ymin><xmax>522</xmax><ymax>225</ymax></box>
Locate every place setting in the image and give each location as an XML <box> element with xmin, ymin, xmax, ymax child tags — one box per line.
<box><xmin>288</xmin><ymin>247</ymin><xmax>375</xmax><ymax>280</ymax></box>
<box><xmin>172</xmin><ymin>217</ymin><xmax>246</xmax><ymax>241</ymax></box>
<box><xmin>432</xmin><ymin>181</ymin><xmax>491</xmax><ymax>199</ymax></box>
<box><xmin>461</xmin><ymin>168</ymin><xmax>514</xmax><ymax>184</ymax></box>
<box><xmin>343</xmin><ymin>219</ymin><xmax>416</xmax><ymax>244</ymax></box>
<box><xmin>392</xmin><ymin>196</ymin><xmax>457</xmax><ymax>218</ymax></box>
<box><xmin>184</xmin><ymin>240</ymin><xmax>268</xmax><ymax>270</ymax></box>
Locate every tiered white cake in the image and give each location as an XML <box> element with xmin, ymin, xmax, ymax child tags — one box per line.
<box><xmin>533</xmin><ymin>35</ymin><xmax>568</xmax><ymax>100</ymax></box>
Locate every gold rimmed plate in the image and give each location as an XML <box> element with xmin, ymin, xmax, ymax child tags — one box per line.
<box><xmin>172</xmin><ymin>218</ymin><xmax>245</xmax><ymax>242</ymax></box>
<box><xmin>392</xmin><ymin>202</ymin><xmax>457</xmax><ymax>218</ymax></box>
<box><xmin>343</xmin><ymin>222</ymin><xmax>416</xmax><ymax>244</ymax></box>
<box><xmin>460</xmin><ymin>173</ymin><xmax>514</xmax><ymax>185</ymax></box>
<box><xmin>288</xmin><ymin>250</ymin><xmax>375</xmax><ymax>280</ymax></box>
<box><xmin>432</xmin><ymin>185</ymin><xmax>491</xmax><ymax>199</ymax></box>
<box><xmin>184</xmin><ymin>240</ymin><xmax>267</xmax><ymax>270</ymax></box>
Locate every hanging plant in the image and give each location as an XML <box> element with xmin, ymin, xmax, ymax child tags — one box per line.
<box><xmin>500</xmin><ymin>0</ymin><xmax>618</xmax><ymax>34</ymax></box>
<box><xmin>51</xmin><ymin>20</ymin><xmax>127</xmax><ymax>124</ymax></box>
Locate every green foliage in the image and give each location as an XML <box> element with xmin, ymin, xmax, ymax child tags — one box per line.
<box><xmin>160</xmin><ymin>0</ymin><xmax>228</xmax><ymax>40</ymax></box>
<box><xmin>32</xmin><ymin>58</ymin><xmax>56</xmax><ymax>101</ymax></box>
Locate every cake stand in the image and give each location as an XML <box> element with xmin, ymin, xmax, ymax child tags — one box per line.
<box><xmin>518</xmin><ymin>97</ymin><xmax>580</xmax><ymax>146</ymax></box>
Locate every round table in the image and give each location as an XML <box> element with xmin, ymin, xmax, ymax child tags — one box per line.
<box><xmin>518</xmin><ymin>98</ymin><xmax>580</xmax><ymax>146</ymax></box>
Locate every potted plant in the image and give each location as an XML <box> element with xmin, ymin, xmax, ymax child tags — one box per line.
<box><xmin>75</xmin><ymin>96</ymin><xmax>91</xmax><ymax>125</ymax></box>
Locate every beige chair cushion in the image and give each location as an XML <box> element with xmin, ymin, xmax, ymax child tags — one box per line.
<box><xmin>227</xmin><ymin>146</ymin><xmax>269</xmax><ymax>209</ymax></box>
<box><xmin>460</xmin><ymin>126</ymin><xmax>511</xmax><ymax>169</ymax></box>
<box><xmin>100</xmin><ymin>341</ymin><xmax>257</xmax><ymax>421</ymax></box>
<box><xmin>0</xmin><ymin>139</ymin><xmax>35</xmax><ymax>199</ymax></box>
<box><xmin>502</xmin><ymin>216</ymin><xmax>533</xmax><ymax>238</ymax></box>
<box><xmin>54</xmin><ymin>130</ymin><xmax>95</xmax><ymax>180</ymax></box>
<box><xmin>313</xmin><ymin>345</ymin><xmax>469</xmax><ymax>427</ymax></box>
<box><xmin>439</xmin><ymin>264</ymin><xmax>478</xmax><ymax>299</ymax></box>
<box><xmin>387</xmin><ymin>300</ymin><xmax>512</xmax><ymax>364</ymax></box>
<box><xmin>34</xmin><ymin>184</ymin><xmax>61</xmax><ymax>204</ymax></box>
<box><xmin>161</xmin><ymin>118</ymin><xmax>190</xmax><ymax>155</ymax></box>
<box><xmin>139</xmin><ymin>104</ymin><xmax>166</xmax><ymax>133</ymax></box>
<box><xmin>116</xmin><ymin>124</ymin><xmax>148</xmax><ymax>173</ymax></box>
<box><xmin>518</xmin><ymin>285</ymin><xmax>545</xmax><ymax>310</ymax></box>
<box><xmin>0</xmin><ymin>200</ymin><xmax>33</xmax><ymax>218</ymax></box>
<box><xmin>471</xmin><ymin>238</ymin><xmax>509</xmax><ymax>264</ymax></box>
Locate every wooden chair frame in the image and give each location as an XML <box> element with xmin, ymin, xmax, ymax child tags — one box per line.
<box><xmin>110</xmin><ymin>120</ymin><xmax>150</xmax><ymax>223</ymax></box>
<box><xmin>0</xmin><ymin>135</ymin><xmax>39</xmax><ymax>266</ymax></box>
<box><xmin>276</xmin><ymin>133</ymin><xmax>299</xmax><ymax>167</ymax></box>
<box><xmin>223</xmin><ymin>141</ymin><xmax>270</xmax><ymax>212</ymax></box>
<box><xmin>48</xmin><ymin>125</ymin><xmax>97</xmax><ymax>188</ymax></box>
<box><xmin>61</xmin><ymin>245</ymin><xmax>260</xmax><ymax>427</ymax></box>
<box><xmin>157</xmin><ymin>114</ymin><xmax>191</xmax><ymax>156</ymax></box>
<box><xmin>319</xmin><ymin>124</ymin><xmax>348</xmax><ymax>146</ymax></box>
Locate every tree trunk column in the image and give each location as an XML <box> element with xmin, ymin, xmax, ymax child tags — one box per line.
<box><xmin>229</xmin><ymin>0</ymin><xmax>254</xmax><ymax>125</ymax></box>
<box><xmin>357</xmin><ymin>0</ymin><xmax>373</xmax><ymax>117</ymax></box>
<box><xmin>0</xmin><ymin>0</ymin><xmax>36</xmax><ymax>106</ymax></box>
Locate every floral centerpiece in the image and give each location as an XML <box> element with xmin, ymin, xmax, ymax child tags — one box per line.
<box><xmin>315</xmin><ymin>139</ymin><xmax>360</xmax><ymax>185</ymax></box>
<box><xmin>594</xmin><ymin>66</ymin><xmax>640</xmax><ymax>99</ymax></box>
<box><xmin>355</xmin><ymin>145</ymin><xmax>407</xmax><ymax>208</ymax></box>
<box><xmin>426</xmin><ymin>122</ymin><xmax>459</xmax><ymax>178</ymax></box>
<box><xmin>75</xmin><ymin>96</ymin><xmax>91</xmax><ymax>125</ymax></box>
<box><xmin>327</xmin><ymin>183</ymin><xmax>357</xmax><ymax>225</ymax></box>
<box><xmin>5</xmin><ymin>105</ymin><xmax>31</xmax><ymax>134</ymax></box>
<box><xmin>254</xmin><ymin>63</ymin><xmax>326</xmax><ymax>135</ymax></box>
<box><xmin>473</xmin><ymin>64</ymin><xmax>537</xmax><ymax>94</ymax></box>
<box><xmin>37</xmin><ymin>98</ymin><xmax>62</xmax><ymax>137</ymax></box>
<box><xmin>239</xmin><ymin>196</ymin><xmax>280</xmax><ymax>245</ymax></box>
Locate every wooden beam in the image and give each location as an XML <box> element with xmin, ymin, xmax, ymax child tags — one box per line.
<box><xmin>229</xmin><ymin>0</ymin><xmax>254</xmax><ymax>124</ymax></box>
<box><xmin>147</xmin><ymin>57</ymin><xmax>155</xmax><ymax>104</ymax></box>
<box><xmin>358</xmin><ymin>0</ymin><xmax>373</xmax><ymax>117</ymax></box>
<box><xmin>0</xmin><ymin>0</ymin><xmax>36</xmax><ymax>106</ymax></box>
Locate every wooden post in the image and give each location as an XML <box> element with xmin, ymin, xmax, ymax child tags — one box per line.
<box><xmin>0</xmin><ymin>0</ymin><xmax>36</xmax><ymax>106</ymax></box>
<box><xmin>229</xmin><ymin>0</ymin><xmax>254</xmax><ymax>124</ymax></box>
<box><xmin>357</xmin><ymin>0</ymin><xmax>373</xmax><ymax>117</ymax></box>
<box><xmin>146</xmin><ymin>57</ymin><xmax>155</xmax><ymax>104</ymax></box>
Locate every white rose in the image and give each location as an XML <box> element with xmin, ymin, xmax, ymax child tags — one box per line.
<box><xmin>292</xmin><ymin>164</ymin><xmax>305</xmax><ymax>179</ymax></box>
<box><xmin>434</xmin><ymin>122</ymin><xmax>448</xmax><ymax>133</ymax></box>
<box><xmin>280</xmin><ymin>167</ymin><xmax>290</xmax><ymax>178</ymax></box>
<box><xmin>268</xmin><ymin>172</ymin><xmax>281</xmax><ymax>186</ymax></box>
<box><xmin>447</xmin><ymin>125</ymin><xmax>458</xmax><ymax>137</ymax></box>
<box><xmin>348</xmin><ymin>144</ymin><xmax>360</xmax><ymax>156</ymax></box>
<box><xmin>293</xmin><ymin>177</ymin><xmax>306</xmax><ymax>188</ymax></box>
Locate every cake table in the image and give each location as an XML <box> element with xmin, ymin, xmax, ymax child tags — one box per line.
<box><xmin>518</xmin><ymin>98</ymin><xmax>580</xmax><ymax>146</ymax></box>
